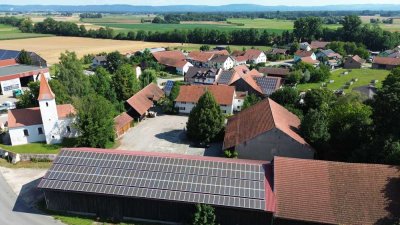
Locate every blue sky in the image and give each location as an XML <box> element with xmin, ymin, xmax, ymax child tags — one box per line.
<box><xmin>1</xmin><ymin>0</ymin><xmax>397</xmax><ymax>6</ymax></box>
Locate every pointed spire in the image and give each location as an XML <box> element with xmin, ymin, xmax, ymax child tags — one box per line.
<box><xmin>37</xmin><ymin>74</ymin><xmax>55</xmax><ymax>101</ymax></box>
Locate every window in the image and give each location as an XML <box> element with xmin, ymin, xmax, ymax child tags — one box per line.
<box><xmin>179</xmin><ymin>107</ymin><xmax>185</xmax><ymax>111</ymax></box>
<box><xmin>46</xmin><ymin>102</ymin><xmax>49</xmax><ymax>107</ymax></box>
<box><xmin>23</xmin><ymin>129</ymin><xmax>29</xmax><ymax>136</ymax></box>
<box><xmin>3</xmin><ymin>84</ymin><xmax>20</xmax><ymax>92</ymax></box>
<box><xmin>51</xmin><ymin>135</ymin><xmax>55</xmax><ymax>139</ymax></box>
<box><xmin>38</xmin><ymin>127</ymin><xmax>43</xmax><ymax>135</ymax></box>
<box><xmin>67</xmin><ymin>126</ymin><xmax>71</xmax><ymax>133</ymax></box>
<box><xmin>222</xmin><ymin>110</ymin><xmax>227</xmax><ymax>114</ymax></box>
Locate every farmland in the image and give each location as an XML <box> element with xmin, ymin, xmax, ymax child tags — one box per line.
<box><xmin>0</xmin><ymin>36</ymin><xmax>183</xmax><ymax>64</ymax></box>
<box><xmin>0</xmin><ymin>24</ymin><xmax>51</xmax><ymax>40</ymax></box>
<box><xmin>296</xmin><ymin>68</ymin><xmax>390</xmax><ymax>91</ymax></box>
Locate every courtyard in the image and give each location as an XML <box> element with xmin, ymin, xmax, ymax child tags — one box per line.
<box><xmin>117</xmin><ymin>114</ymin><xmax>222</xmax><ymax>156</ymax></box>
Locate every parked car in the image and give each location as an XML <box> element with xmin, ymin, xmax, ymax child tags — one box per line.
<box><xmin>0</xmin><ymin>101</ymin><xmax>16</xmax><ymax>112</ymax></box>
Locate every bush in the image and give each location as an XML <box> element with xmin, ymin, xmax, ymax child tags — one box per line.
<box><xmin>31</xmin><ymin>158</ymin><xmax>51</xmax><ymax>163</ymax></box>
<box><xmin>224</xmin><ymin>149</ymin><xmax>238</xmax><ymax>158</ymax></box>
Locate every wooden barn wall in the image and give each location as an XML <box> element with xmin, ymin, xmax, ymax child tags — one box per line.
<box><xmin>44</xmin><ymin>190</ymin><xmax>272</xmax><ymax>225</ymax></box>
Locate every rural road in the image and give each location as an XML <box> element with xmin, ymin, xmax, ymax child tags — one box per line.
<box><xmin>0</xmin><ymin>172</ymin><xmax>63</xmax><ymax>225</ymax></box>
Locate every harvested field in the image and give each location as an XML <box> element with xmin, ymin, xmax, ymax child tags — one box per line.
<box><xmin>0</xmin><ymin>36</ymin><xmax>183</xmax><ymax>64</ymax></box>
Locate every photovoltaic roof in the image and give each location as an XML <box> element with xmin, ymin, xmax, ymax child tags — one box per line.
<box><xmin>254</xmin><ymin>77</ymin><xmax>279</xmax><ymax>95</ymax></box>
<box><xmin>38</xmin><ymin>148</ymin><xmax>274</xmax><ymax>211</ymax></box>
<box><xmin>217</xmin><ymin>70</ymin><xmax>235</xmax><ymax>85</ymax></box>
<box><xmin>163</xmin><ymin>80</ymin><xmax>174</xmax><ymax>93</ymax></box>
<box><xmin>0</xmin><ymin>49</ymin><xmax>21</xmax><ymax>60</ymax></box>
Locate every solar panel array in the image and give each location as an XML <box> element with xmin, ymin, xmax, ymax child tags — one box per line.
<box><xmin>255</xmin><ymin>77</ymin><xmax>278</xmax><ymax>95</ymax></box>
<box><xmin>39</xmin><ymin>149</ymin><xmax>267</xmax><ymax>211</ymax></box>
<box><xmin>217</xmin><ymin>71</ymin><xmax>234</xmax><ymax>85</ymax></box>
<box><xmin>163</xmin><ymin>80</ymin><xmax>174</xmax><ymax>94</ymax></box>
<box><xmin>0</xmin><ymin>49</ymin><xmax>20</xmax><ymax>60</ymax></box>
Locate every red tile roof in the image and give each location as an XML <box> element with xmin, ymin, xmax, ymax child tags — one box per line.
<box><xmin>310</xmin><ymin>41</ymin><xmax>330</xmax><ymax>49</ymax></box>
<box><xmin>187</xmin><ymin>51</ymin><xmax>215</xmax><ymax>63</ymax></box>
<box><xmin>224</xmin><ymin>98</ymin><xmax>309</xmax><ymax>149</ymax></box>
<box><xmin>241</xmin><ymin>70</ymin><xmax>263</xmax><ymax>94</ymax></box>
<box><xmin>233</xmin><ymin>65</ymin><xmax>251</xmax><ymax>76</ymax></box>
<box><xmin>114</xmin><ymin>112</ymin><xmax>133</xmax><ymax>130</ymax></box>
<box><xmin>373</xmin><ymin>56</ymin><xmax>400</xmax><ymax>66</ymax></box>
<box><xmin>8</xmin><ymin>104</ymin><xmax>75</xmax><ymax>128</ymax></box>
<box><xmin>232</xmin><ymin>49</ymin><xmax>264</xmax><ymax>62</ymax></box>
<box><xmin>175</xmin><ymin>85</ymin><xmax>235</xmax><ymax>105</ymax></box>
<box><xmin>274</xmin><ymin>156</ymin><xmax>400</xmax><ymax>225</ymax></box>
<box><xmin>37</xmin><ymin>75</ymin><xmax>55</xmax><ymax>101</ymax></box>
<box><xmin>259</xmin><ymin>67</ymin><xmax>290</xmax><ymax>77</ymax></box>
<box><xmin>152</xmin><ymin>50</ymin><xmax>188</xmax><ymax>68</ymax></box>
<box><xmin>351</xmin><ymin>55</ymin><xmax>365</xmax><ymax>63</ymax></box>
<box><xmin>301</xmin><ymin>56</ymin><xmax>320</xmax><ymax>64</ymax></box>
<box><xmin>0</xmin><ymin>59</ymin><xmax>17</xmax><ymax>67</ymax></box>
<box><xmin>126</xmin><ymin>83</ymin><xmax>164</xmax><ymax>116</ymax></box>
<box><xmin>295</xmin><ymin>50</ymin><xmax>314</xmax><ymax>57</ymax></box>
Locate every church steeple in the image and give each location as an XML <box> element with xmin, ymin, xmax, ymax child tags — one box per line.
<box><xmin>38</xmin><ymin>74</ymin><xmax>55</xmax><ymax>101</ymax></box>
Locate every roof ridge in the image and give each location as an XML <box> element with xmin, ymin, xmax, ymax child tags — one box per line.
<box><xmin>267</xmin><ymin>98</ymin><xmax>278</xmax><ymax>129</ymax></box>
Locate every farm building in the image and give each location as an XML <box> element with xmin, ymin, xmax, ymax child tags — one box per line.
<box><xmin>232</xmin><ymin>49</ymin><xmax>267</xmax><ymax>65</ymax></box>
<box><xmin>310</xmin><ymin>41</ymin><xmax>330</xmax><ymax>50</ymax></box>
<box><xmin>0</xmin><ymin>49</ymin><xmax>47</xmax><ymax>67</ymax></box>
<box><xmin>223</xmin><ymin>98</ymin><xmax>314</xmax><ymax>161</ymax></box>
<box><xmin>114</xmin><ymin>112</ymin><xmax>133</xmax><ymax>139</ymax></box>
<box><xmin>38</xmin><ymin>148</ymin><xmax>275</xmax><ymax>225</ymax></box>
<box><xmin>184</xmin><ymin>67</ymin><xmax>221</xmax><ymax>84</ymax></box>
<box><xmin>258</xmin><ymin>67</ymin><xmax>290</xmax><ymax>79</ymax></box>
<box><xmin>152</xmin><ymin>50</ymin><xmax>192</xmax><ymax>75</ymax></box>
<box><xmin>372</xmin><ymin>57</ymin><xmax>400</xmax><ymax>70</ymax></box>
<box><xmin>126</xmin><ymin>83</ymin><xmax>164</xmax><ymax>120</ymax></box>
<box><xmin>344</xmin><ymin>55</ymin><xmax>365</xmax><ymax>69</ymax></box>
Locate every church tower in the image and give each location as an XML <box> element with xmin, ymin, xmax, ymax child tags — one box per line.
<box><xmin>38</xmin><ymin>75</ymin><xmax>60</xmax><ymax>144</ymax></box>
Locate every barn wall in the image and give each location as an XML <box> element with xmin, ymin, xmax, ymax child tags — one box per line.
<box><xmin>43</xmin><ymin>190</ymin><xmax>272</xmax><ymax>225</ymax></box>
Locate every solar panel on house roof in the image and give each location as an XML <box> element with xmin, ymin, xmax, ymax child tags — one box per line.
<box><xmin>0</xmin><ymin>49</ymin><xmax>20</xmax><ymax>60</ymax></box>
<box><xmin>163</xmin><ymin>80</ymin><xmax>174</xmax><ymax>93</ymax></box>
<box><xmin>217</xmin><ymin>71</ymin><xmax>234</xmax><ymax>85</ymax></box>
<box><xmin>38</xmin><ymin>149</ymin><xmax>269</xmax><ymax>211</ymax></box>
<box><xmin>255</xmin><ymin>77</ymin><xmax>278</xmax><ymax>95</ymax></box>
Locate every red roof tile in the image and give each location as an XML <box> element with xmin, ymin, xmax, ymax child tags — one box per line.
<box><xmin>373</xmin><ymin>56</ymin><xmax>400</xmax><ymax>66</ymax></box>
<box><xmin>152</xmin><ymin>50</ymin><xmax>188</xmax><ymax>68</ymax></box>
<box><xmin>232</xmin><ymin>49</ymin><xmax>264</xmax><ymax>62</ymax></box>
<box><xmin>295</xmin><ymin>50</ymin><xmax>314</xmax><ymax>57</ymax></box>
<box><xmin>274</xmin><ymin>156</ymin><xmax>400</xmax><ymax>225</ymax></box>
<box><xmin>301</xmin><ymin>56</ymin><xmax>320</xmax><ymax>64</ymax></box>
<box><xmin>126</xmin><ymin>83</ymin><xmax>164</xmax><ymax>116</ymax></box>
<box><xmin>8</xmin><ymin>104</ymin><xmax>75</xmax><ymax>128</ymax></box>
<box><xmin>310</xmin><ymin>41</ymin><xmax>330</xmax><ymax>49</ymax></box>
<box><xmin>37</xmin><ymin>75</ymin><xmax>55</xmax><ymax>101</ymax></box>
<box><xmin>259</xmin><ymin>67</ymin><xmax>290</xmax><ymax>77</ymax></box>
<box><xmin>114</xmin><ymin>112</ymin><xmax>133</xmax><ymax>130</ymax></box>
<box><xmin>187</xmin><ymin>51</ymin><xmax>215</xmax><ymax>63</ymax></box>
<box><xmin>175</xmin><ymin>85</ymin><xmax>235</xmax><ymax>105</ymax></box>
<box><xmin>224</xmin><ymin>98</ymin><xmax>309</xmax><ymax>149</ymax></box>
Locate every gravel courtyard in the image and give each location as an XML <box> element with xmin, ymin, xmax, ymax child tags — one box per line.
<box><xmin>117</xmin><ymin>114</ymin><xmax>221</xmax><ymax>156</ymax></box>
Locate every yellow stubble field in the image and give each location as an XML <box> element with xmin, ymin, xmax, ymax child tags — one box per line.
<box><xmin>0</xmin><ymin>36</ymin><xmax>183</xmax><ymax>64</ymax></box>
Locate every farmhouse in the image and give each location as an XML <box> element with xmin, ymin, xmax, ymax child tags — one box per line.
<box><xmin>232</xmin><ymin>49</ymin><xmax>267</xmax><ymax>65</ymax></box>
<box><xmin>152</xmin><ymin>50</ymin><xmax>192</xmax><ymax>75</ymax></box>
<box><xmin>175</xmin><ymin>85</ymin><xmax>236</xmax><ymax>114</ymax></box>
<box><xmin>184</xmin><ymin>67</ymin><xmax>221</xmax><ymax>84</ymax></box>
<box><xmin>223</xmin><ymin>98</ymin><xmax>314</xmax><ymax>161</ymax></box>
<box><xmin>92</xmin><ymin>55</ymin><xmax>107</xmax><ymax>68</ymax></box>
<box><xmin>215</xmin><ymin>70</ymin><xmax>241</xmax><ymax>85</ymax></box>
<box><xmin>0</xmin><ymin>49</ymin><xmax>47</xmax><ymax>67</ymax></box>
<box><xmin>300</xmin><ymin>42</ymin><xmax>312</xmax><ymax>51</ymax></box>
<box><xmin>206</xmin><ymin>55</ymin><xmax>235</xmax><ymax>70</ymax></box>
<box><xmin>0</xmin><ymin>57</ymin><xmax>50</xmax><ymax>95</ymax></box>
<box><xmin>7</xmin><ymin>75</ymin><xmax>77</xmax><ymax>146</ymax></box>
<box><xmin>310</xmin><ymin>41</ymin><xmax>330</xmax><ymax>49</ymax></box>
<box><xmin>39</xmin><ymin>148</ymin><xmax>275</xmax><ymax>225</ymax></box>
<box><xmin>126</xmin><ymin>83</ymin><xmax>164</xmax><ymax>120</ymax></box>
<box><xmin>372</xmin><ymin>57</ymin><xmax>400</xmax><ymax>70</ymax></box>
<box><xmin>258</xmin><ymin>67</ymin><xmax>290</xmax><ymax>79</ymax></box>
<box><xmin>294</xmin><ymin>50</ymin><xmax>317</xmax><ymax>62</ymax></box>
<box><xmin>344</xmin><ymin>55</ymin><xmax>365</xmax><ymax>69</ymax></box>
<box><xmin>114</xmin><ymin>112</ymin><xmax>133</xmax><ymax>139</ymax></box>
<box><xmin>187</xmin><ymin>50</ymin><xmax>228</xmax><ymax>67</ymax></box>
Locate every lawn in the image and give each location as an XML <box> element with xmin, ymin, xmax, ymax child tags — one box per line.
<box><xmin>296</xmin><ymin>68</ymin><xmax>390</xmax><ymax>91</ymax></box>
<box><xmin>0</xmin><ymin>24</ymin><xmax>52</xmax><ymax>40</ymax></box>
<box><xmin>0</xmin><ymin>143</ymin><xmax>61</xmax><ymax>154</ymax></box>
<box><xmin>0</xmin><ymin>158</ymin><xmax>52</xmax><ymax>169</ymax></box>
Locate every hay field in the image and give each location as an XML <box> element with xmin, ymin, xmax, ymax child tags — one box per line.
<box><xmin>0</xmin><ymin>36</ymin><xmax>182</xmax><ymax>64</ymax></box>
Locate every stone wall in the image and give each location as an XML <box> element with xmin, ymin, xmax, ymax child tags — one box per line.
<box><xmin>0</xmin><ymin>148</ymin><xmax>57</xmax><ymax>164</ymax></box>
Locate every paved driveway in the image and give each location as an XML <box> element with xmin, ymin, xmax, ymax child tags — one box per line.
<box><xmin>117</xmin><ymin>114</ymin><xmax>221</xmax><ymax>156</ymax></box>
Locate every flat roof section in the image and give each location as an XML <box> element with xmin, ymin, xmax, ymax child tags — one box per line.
<box><xmin>38</xmin><ymin>148</ymin><xmax>275</xmax><ymax>212</ymax></box>
<box><xmin>0</xmin><ymin>64</ymin><xmax>48</xmax><ymax>81</ymax></box>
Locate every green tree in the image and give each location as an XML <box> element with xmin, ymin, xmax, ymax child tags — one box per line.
<box><xmin>112</xmin><ymin>64</ymin><xmax>140</xmax><ymax>101</ymax></box>
<box><xmin>340</xmin><ymin>15</ymin><xmax>362</xmax><ymax>42</ymax></box>
<box><xmin>90</xmin><ymin>67</ymin><xmax>117</xmax><ymax>103</ymax></box>
<box><xmin>169</xmin><ymin>81</ymin><xmax>181</xmax><ymax>101</ymax></box>
<box><xmin>18</xmin><ymin>49</ymin><xmax>32</xmax><ymax>65</ymax></box>
<box><xmin>286</xmin><ymin>70</ymin><xmax>302</xmax><ymax>85</ymax></box>
<box><xmin>49</xmin><ymin>79</ymin><xmax>71</xmax><ymax>104</ymax></box>
<box><xmin>106</xmin><ymin>51</ymin><xmax>125</xmax><ymax>73</ymax></box>
<box><xmin>303</xmin><ymin>89</ymin><xmax>336</xmax><ymax>113</ymax></box>
<box><xmin>293</xmin><ymin>17</ymin><xmax>323</xmax><ymax>42</ymax></box>
<box><xmin>16</xmin><ymin>81</ymin><xmax>40</xmax><ymax>108</ymax></box>
<box><xmin>75</xmin><ymin>94</ymin><xmax>116</xmax><ymax>148</ymax></box>
<box><xmin>192</xmin><ymin>204</ymin><xmax>218</xmax><ymax>225</ymax></box>
<box><xmin>200</xmin><ymin>45</ymin><xmax>210</xmax><ymax>51</ymax></box>
<box><xmin>186</xmin><ymin>91</ymin><xmax>224</xmax><ymax>143</ymax></box>
<box><xmin>289</xmin><ymin>41</ymin><xmax>300</xmax><ymax>54</ymax></box>
<box><xmin>301</xmin><ymin>109</ymin><xmax>331</xmax><ymax>151</ymax></box>
<box><xmin>56</xmin><ymin>51</ymin><xmax>90</xmax><ymax>97</ymax></box>
<box><xmin>269</xmin><ymin>87</ymin><xmax>299</xmax><ymax>106</ymax></box>
<box><xmin>242</xmin><ymin>94</ymin><xmax>261</xmax><ymax>110</ymax></box>
<box><xmin>139</xmin><ymin>69</ymin><xmax>157</xmax><ymax>88</ymax></box>
<box><xmin>18</xmin><ymin>18</ymin><xmax>33</xmax><ymax>33</ymax></box>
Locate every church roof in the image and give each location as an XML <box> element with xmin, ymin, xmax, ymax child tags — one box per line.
<box><xmin>8</xmin><ymin>104</ymin><xmax>75</xmax><ymax>128</ymax></box>
<box><xmin>37</xmin><ymin>75</ymin><xmax>55</xmax><ymax>101</ymax></box>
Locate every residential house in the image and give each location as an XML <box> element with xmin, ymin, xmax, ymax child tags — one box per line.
<box><xmin>187</xmin><ymin>50</ymin><xmax>228</xmax><ymax>67</ymax></box>
<box><xmin>258</xmin><ymin>67</ymin><xmax>290</xmax><ymax>79</ymax></box>
<box><xmin>0</xmin><ymin>58</ymin><xmax>50</xmax><ymax>95</ymax></box>
<box><xmin>310</xmin><ymin>41</ymin><xmax>330</xmax><ymax>50</ymax></box>
<box><xmin>184</xmin><ymin>67</ymin><xmax>221</xmax><ymax>84</ymax></box>
<box><xmin>372</xmin><ymin>57</ymin><xmax>400</xmax><ymax>70</ymax></box>
<box><xmin>344</xmin><ymin>55</ymin><xmax>365</xmax><ymax>69</ymax></box>
<box><xmin>215</xmin><ymin>70</ymin><xmax>241</xmax><ymax>86</ymax></box>
<box><xmin>152</xmin><ymin>50</ymin><xmax>192</xmax><ymax>75</ymax></box>
<box><xmin>294</xmin><ymin>50</ymin><xmax>317</xmax><ymax>62</ymax></box>
<box><xmin>273</xmin><ymin>156</ymin><xmax>400</xmax><ymax>225</ymax></box>
<box><xmin>126</xmin><ymin>83</ymin><xmax>164</xmax><ymax>120</ymax></box>
<box><xmin>299</xmin><ymin>42</ymin><xmax>312</xmax><ymax>51</ymax></box>
<box><xmin>0</xmin><ymin>49</ymin><xmax>47</xmax><ymax>67</ymax></box>
<box><xmin>206</xmin><ymin>55</ymin><xmax>235</xmax><ymax>70</ymax></box>
<box><xmin>114</xmin><ymin>112</ymin><xmax>133</xmax><ymax>139</ymax></box>
<box><xmin>299</xmin><ymin>56</ymin><xmax>320</xmax><ymax>66</ymax></box>
<box><xmin>7</xmin><ymin>75</ymin><xmax>77</xmax><ymax>146</ymax></box>
<box><xmin>175</xmin><ymin>85</ymin><xmax>236</xmax><ymax>114</ymax></box>
<box><xmin>316</xmin><ymin>49</ymin><xmax>342</xmax><ymax>68</ymax></box>
<box><xmin>232</xmin><ymin>49</ymin><xmax>267</xmax><ymax>65</ymax></box>
<box><xmin>92</xmin><ymin>55</ymin><xmax>107</xmax><ymax>68</ymax></box>
<box><xmin>223</xmin><ymin>98</ymin><xmax>314</xmax><ymax>161</ymax></box>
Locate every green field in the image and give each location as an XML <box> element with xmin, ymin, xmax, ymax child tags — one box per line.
<box><xmin>175</xmin><ymin>43</ymin><xmax>271</xmax><ymax>52</ymax></box>
<box><xmin>296</xmin><ymin>68</ymin><xmax>390</xmax><ymax>91</ymax></box>
<box><xmin>0</xmin><ymin>143</ymin><xmax>60</xmax><ymax>154</ymax></box>
<box><xmin>0</xmin><ymin>24</ymin><xmax>51</xmax><ymax>40</ymax></box>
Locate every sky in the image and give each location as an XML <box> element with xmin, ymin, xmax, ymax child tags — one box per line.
<box><xmin>0</xmin><ymin>0</ymin><xmax>397</xmax><ymax>6</ymax></box>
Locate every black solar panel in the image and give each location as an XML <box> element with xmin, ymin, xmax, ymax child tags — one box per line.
<box><xmin>39</xmin><ymin>149</ymin><xmax>268</xmax><ymax>211</ymax></box>
<box><xmin>163</xmin><ymin>80</ymin><xmax>174</xmax><ymax>93</ymax></box>
<box><xmin>0</xmin><ymin>49</ymin><xmax>20</xmax><ymax>60</ymax></box>
<box><xmin>217</xmin><ymin>71</ymin><xmax>234</xmax><ymax>85</ymax></box>
<box><xmin>255</xmin><ymin>77</ymin><xmax>279</xmax><ymax>96</ymax></box>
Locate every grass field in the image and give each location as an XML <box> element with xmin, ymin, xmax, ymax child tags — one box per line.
<box><xmin>0</xmin><ymin>24</ymin><xmax>51</xmax><ymax>40</ymax></box>
<box><xmin>174</xmin><ymin>43</ymin><xmax>271</xmax><ymax>52</ymax></box>
<box><xmin>0</xmin><ymin>158</ymin><xmax>52</xmax><ymax>169</ymax></box>
<box><xmin>0</xmin><ymin>36</ymin><xmax>184</xmax><ymax>64</ymax></box>
<box><xmin>0</xmin><ymin>143</ymin><xmax>60</xmax><ymax>154</ymax></box>
<box><xmin>296</xmin><ymin>68</ymin><xmax>390</xmax><ymax>91</ymax></box>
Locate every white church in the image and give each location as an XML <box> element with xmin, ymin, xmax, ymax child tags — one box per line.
<box><xmin>7</xmin><ymin>75</ymin><xmax>78</xmax><ymax>146</ymax></box>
